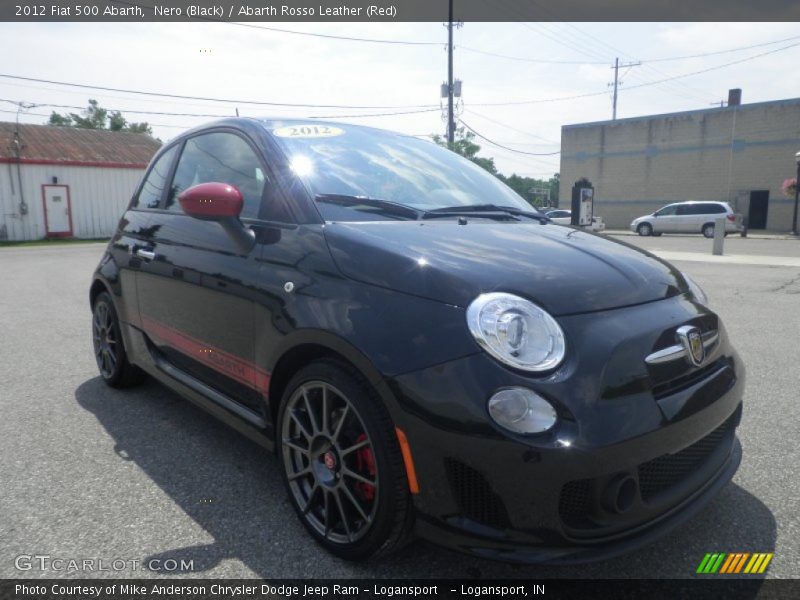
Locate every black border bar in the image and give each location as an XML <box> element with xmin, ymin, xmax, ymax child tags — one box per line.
<box><xmin>5</xmin><ymin>0</ymin><xmax>800</xmax><ymax>22</ymax></box>
<box><xmin>2</xmin><ymin>579</ymin><xmax>799</xmax><ymax>600</ymax></box>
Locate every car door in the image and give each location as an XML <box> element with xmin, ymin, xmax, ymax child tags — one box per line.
<box><xmin>114</xmin><ymin>144</ymin><xmax>180</xmax><ymax>330</ymax></box>
<box><xmin>673</xmin><ymin>204</ymin><xmax>696</xmax><ymax>232</ymax></box>
<box><xmin>652</xmin><ymin>204</ymin><xmax>677</xmax><ymax>232</ymax></box>
<box><xmin>135</xmin><ymin>130</ymin><xmax>274</xmax><ymax>417</ymax></box>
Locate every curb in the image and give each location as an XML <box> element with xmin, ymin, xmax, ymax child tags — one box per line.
<box><xmin>603</xmin><ymin>230</ymin><xmax>799</xmax><ymax>241</ymax></box>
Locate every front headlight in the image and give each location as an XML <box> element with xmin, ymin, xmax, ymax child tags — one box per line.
<box><xmin>682</xmin><ymin>272</ymin><xmax>708</xmax><ymax>305</ymax></box>
<box><xmin>466</xmin><ymin>292</ymin><xmax>566</xmax><ymax>372</ymax></box>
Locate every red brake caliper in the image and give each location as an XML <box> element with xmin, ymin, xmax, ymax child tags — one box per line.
<box><xmin>354</xmin><ymin>433</ymin><xmax>376</xmax><ymax>501</ymax></box>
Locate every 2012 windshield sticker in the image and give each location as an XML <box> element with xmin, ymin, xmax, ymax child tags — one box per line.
<box><xmin>273</xmin><ymin>125</ymin><xmax>345</xmax><ymax>139</ymax></box>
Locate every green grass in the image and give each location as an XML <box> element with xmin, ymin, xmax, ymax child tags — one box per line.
<box><xmin>0</xmin><ymin>237</ymin><xmax>109</xmax><ymax>248</ymax></box>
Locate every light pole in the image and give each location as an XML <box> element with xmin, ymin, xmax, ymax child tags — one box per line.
<box><xmin>793</xmin><ymin>152</ymin><xmax>800</xmax><ymax>236</ymax></box>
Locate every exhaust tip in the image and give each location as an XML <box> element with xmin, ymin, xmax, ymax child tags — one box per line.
<box><xmin>603</xmin><ymin>474</ymin><xmax>637</xmax><ymax>514</ymax></box>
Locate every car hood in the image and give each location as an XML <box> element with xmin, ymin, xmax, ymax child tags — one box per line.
<box><xmin>323</xmin><ymin>221</ymin><xmax>687</xmax><ymax>315</ymax></box>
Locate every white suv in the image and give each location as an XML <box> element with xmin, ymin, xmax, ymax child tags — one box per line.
<box><xmin>630</xmin><ymin>201</ymin><xmax>743</xmax><ymax>238</ymax></box>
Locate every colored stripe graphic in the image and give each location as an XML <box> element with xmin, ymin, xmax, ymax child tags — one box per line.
<box><xmin>733</xmin><ymin>553</ymin><xmax>750</xmax><ymax>573</ymax></box>
<box><xmin>697</xmin><ymin>553</ymin><xmax>727</xmax><ymax>574</ymax></box>
<box><xmin>719</xmin><ymin>554</ymin><xmax>736</xmax><ymax>574</ymax></box>
<box><xmin>698</xmin><ymin>552</ymin><xmax>774</xmax><ymax>575</ymax></box>
<box><xmin>141</xmin><ymin>315</ymin><xmax>271</xmax><ymax>395</ymax></box>
<box><xmin>697</xmin><ymin>553</ymin><xmax>713</xmax><ymax>573</ymax></box>
<box><xmin>710</xmin><ymin>553</ymin><xmax>726</xmax><ymax>573</ymax></box>
<box><xmin>744</xmin><ymin>553</ymin><xmax>774</xmax><ymax>574</ymax></box>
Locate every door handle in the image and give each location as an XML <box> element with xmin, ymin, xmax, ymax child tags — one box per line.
<box><xmin>135</xmin><ymin>249</ymin><xmax>156</xmax><ymax>261</ymax></box>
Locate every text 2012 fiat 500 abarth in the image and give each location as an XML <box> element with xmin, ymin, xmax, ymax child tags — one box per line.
<box><xmin>90</xmin><ymin>118</ymin><xmax>744</xmax><ymax>563</ymax></box>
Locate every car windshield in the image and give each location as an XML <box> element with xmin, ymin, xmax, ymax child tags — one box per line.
<box><xmin>264</xmin><ymin>121</ymin><xmax>535</xmax><ymax>221</ymax></box>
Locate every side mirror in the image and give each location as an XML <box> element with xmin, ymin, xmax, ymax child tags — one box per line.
<box><xmin>179</xmin><ymin>182</ymin><xmax>243</xmax><ymax>220</ymax></box>
<box><xmin>178</xmin><ymin>182</ymin><xmax>255</xmax><ymax>252</ymax></box>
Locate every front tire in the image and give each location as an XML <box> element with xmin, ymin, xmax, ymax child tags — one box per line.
<box><xmin>637</xmin><ymin>223</ymin><xmax>653</xmax><ymax>236</ymax></box>
<box><xmin>92</xmin><ymin>292</ymin><xmax>146</xmax><ymax>388</ymax></box>
<box><xmin>278</xmin><ymin>360</ymin><xmax>412</xmax><ymax>560</ymax></box>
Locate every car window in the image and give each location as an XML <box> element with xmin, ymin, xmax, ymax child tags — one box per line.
<box><xmin>166</xmin><ymin>132</ymin><xmax>267</xmax><ymax>219</ymax></box>
<box><xmin>655</xmin><ymin>205</ymin><xmax>677</xmax><ymax>216</ymax></box>
<box><xmin>267</xmin><ymin>122</ymin><xmax>533</xmax><ymax>220</ymax></box>
<box><xmin>710</xmin><ymin>204</ymin><xmax>727</xmax><ymax>214</ymax></box>
<box><xmin>676</xmin><ymin>205</ymin><xmax>690</xmax><ymax>215</ymax></box>
<box><xmin>133</xmin><ymin>145</ymin><xmax>178</xmax><ymax>209</ymax></box>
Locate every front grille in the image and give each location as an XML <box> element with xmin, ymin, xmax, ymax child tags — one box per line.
<box><xmin>444</xmin><ymin>458</ymin><xmax>510</xmax><ymax>529</ymax></box>
<box><xmin>638</xmin><ymin>416</ymin><xmax>733</xmax><ymax>501</ymax></box>
<box><xmin>652</xmin><ymin>358</ymin><xmax>728</xmax><ymax>400</ymax></box>
<box><xmin>557</xmin><ymin>412</ymin><xmax>736</xmax><ymax>527</ymax></box>
<box><xmin>558</xmin><ymin>479</ymin><xmax>592</xmax><ymax>523</ymax></box>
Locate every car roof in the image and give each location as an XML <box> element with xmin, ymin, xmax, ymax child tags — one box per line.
<box><xmin>173</xmin><ymin>117</ymin><xmax>419</xmax><ymax>142</ymax></box>
<box><xmin>664</xmin><ymin>201</ymin><xmax>728</xmax><ymax>206</ymax></box>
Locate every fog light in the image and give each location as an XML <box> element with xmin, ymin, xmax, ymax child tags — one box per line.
<box><xmin>488</xmin><ymin>388</ymin><xmax>557</xmax><ymax>434</ymax></box>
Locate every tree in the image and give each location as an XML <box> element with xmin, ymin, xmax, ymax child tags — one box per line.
<box><xmin>432</xmin><ymin>127</ymin><xmax>498</xmax><ymax>175</ymax></box>
<box><xmin>48</xmin><ymin>99</ymin><xmax>154</xmax><ymax>136</ymax></box>
<box><xmin>548</xmin><ymin>173</ymin><xmax>560</xmax><ymax>206</ymax></box>
<box><xmin>431</xmin><ymin>127</ymin><xmax>560</xmax><ymax>209</ymax></box>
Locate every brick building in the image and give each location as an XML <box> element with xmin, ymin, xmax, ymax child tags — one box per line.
<box><xmin>559</xmin><ymin>93</ymin><xmax>800</xmax><ymax>231</ymax></box>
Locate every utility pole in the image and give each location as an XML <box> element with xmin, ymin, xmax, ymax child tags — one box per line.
<box><xmin>611</xmin><ymin>57</ymin><xmax>640</xmax><ymax>120</ymax></box>
<box><xmin>446</xmin><ymin>0</ymin><xmax>455</xmax><ymax>144</ymax></box>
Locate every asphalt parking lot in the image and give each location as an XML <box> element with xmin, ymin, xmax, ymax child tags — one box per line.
<box><xmin>1</xmin><ymin>235</ymin><xmax>798</xmax><ymax>579</ymax></box>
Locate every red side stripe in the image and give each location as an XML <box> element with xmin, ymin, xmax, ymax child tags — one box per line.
<box><xmin>141</xmin><ymin>315</ymin><xmax>270</xmax><ymax>395</ymax></box>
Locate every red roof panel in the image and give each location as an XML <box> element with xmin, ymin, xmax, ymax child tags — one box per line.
<box><xmin>0</xmin><ymin>122</ymin><xmax>161</xmax><ymax>167</ymax></box>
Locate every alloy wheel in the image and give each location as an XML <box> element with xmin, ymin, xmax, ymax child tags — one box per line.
<box><xmin>281</xmin><ymin>382</ymin><xmax>379</xmax><ymax>544</ymax></box>
<box><xmin>92</xmin><ymin>301</ymin><xmax>118</xmax><ymax>379</ymax></box>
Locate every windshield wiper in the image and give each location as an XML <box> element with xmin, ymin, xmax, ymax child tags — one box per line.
<box><xmin>422</xmin><ymin>204</ymin><xmax>550</xmax><ymax>223</ymax></box>
<box><xmin>315</xmin><ymin>194</ymin><xmax>423</xmax><ymax>221</ymax></box>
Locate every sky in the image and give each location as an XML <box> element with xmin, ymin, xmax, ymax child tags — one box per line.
<box><xmin>1</xmin><ymin>21</ymin><xmax>799</xmax><ymax>178</ymax></box>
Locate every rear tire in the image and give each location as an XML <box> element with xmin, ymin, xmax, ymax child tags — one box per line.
<box><xmin>702</xmin><ymin>223</ymin><xmax>715</xmax><ymax>238</ymax></box>
<box><xmin>92</xmin><ymin>292</ymin><xmax>146</xmax><ymax>388</ymax></box>
<box><xmin>637</xmin><ymin>223</ymin><xmax>653</xmax><ymax>236</ymax></box>
<box><xmin>278</xmin><ymin>359</ymin><xmax>412</xmax><ymax>561</ymax></box>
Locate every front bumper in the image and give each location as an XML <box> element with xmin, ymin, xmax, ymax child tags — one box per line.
<box><xmin>389</xmin><ymin>294</ymin><xmax>744</xmax><ymax>563</ymax></box>
<box><xmin>415</xmin><ymin>437</ymin><xmax>741</xmax><ymax>564</ymax></box>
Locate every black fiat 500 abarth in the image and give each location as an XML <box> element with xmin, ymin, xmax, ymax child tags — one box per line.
<box><xmin>90</xmin><ymin>118</ymin><xmax>744</xmax><ymax>563</ymax></box>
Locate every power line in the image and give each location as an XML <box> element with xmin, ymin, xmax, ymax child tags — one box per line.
<box><xmin>518</xmin><ymin>1</ymin><xmax>716</xmax><ymax>103</ymax></box>
<box><xmin>0</xmin><ymin>97</ymin><xmax>440</xmax><ymax>121</ymax></box>
<box><xmin>458</xmin><ymin>119</ymin><xmax>561</xmax><ymax>156</ymax></box>
<box><xmin>459</xmin><ymin>46</ymin><xmax>607</xmax><ymax>65</ymax></box>
<box><xmin>469</xmin><ymin>41</ymin><xmax>800</xmax><ymax>107</ymax></box>
<box><xmin>0</xmin><ymin>98</ymin><xmax>233</xmax><ymax>118</ymax></box>
<box><xmin>463</xmin><ymin>109</ymin><xmax>559</xmax><ymax>144</ymax></box>
<box><xmin>225</xmin><ymin>21</ymin><xmax>440</xmax><ymax>46</ymax></box>
<box><xmin>0</xmin><ymin>73</ymin><xmax>437</xmax><ymax>110</ymax></box>
<box><xmin>488</xmin><ymin>0</ymin><xmax>612</xmax><ymax>64</ymax></box>
<box><xmin>308</xmin><ymin>108</ymin><xmax>441</xmax><ymax>118</ymax></box>
<box><xmin>0</xmin><ymin>107</ymin><xmax>193</xmax><ymax>129</ymax></box>
<box><xmin>643</xmin><ymin>34</ymin><xmax>800</xmax><ymax>63</ymax></box>
<box><xmin>458</xmin><ymin>33</ymin><xmax>800</xmax><ymax>66</ymax></box>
